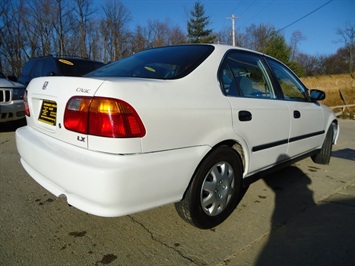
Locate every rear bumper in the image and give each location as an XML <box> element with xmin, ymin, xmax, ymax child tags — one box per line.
<box><xmin>16</xmin><ymin>126</ymin><xmax>209</xmax><ymax>217</ymax></box>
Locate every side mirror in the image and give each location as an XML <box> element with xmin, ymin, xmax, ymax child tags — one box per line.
<box><xmin>310</xmin><ymin>89</ymin><xmax>325</xmax><ymax>102</ymax></box>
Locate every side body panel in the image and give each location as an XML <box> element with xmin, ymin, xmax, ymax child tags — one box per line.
<box><xmin>229</xmin><ymin>98</ymin><xmax>290</xmax><ymax>175</ymax></box>
<box><xmin>286</xmin><ymin>101</ymin><xmax>325</xmax><ymax>158</ymax></box>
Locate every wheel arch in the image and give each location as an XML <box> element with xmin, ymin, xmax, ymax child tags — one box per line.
<box><xmin>331</xmin><ymin>119</ymin><xmax>339</xmax><ymax>144</ymax></box>
<box><xmin>215</xmin><ymin>140</ymin><xmax>246</xmax><ymax>172</ymax></box>
<box><xmin>175</xmin><ymin>143</ymin><xmax>246</xmax><ymax>228</ymax></box>
<box><xmin>180</xmin><ymin>139</ymin><xmax>247</xmax><ymax>201</ymax></box>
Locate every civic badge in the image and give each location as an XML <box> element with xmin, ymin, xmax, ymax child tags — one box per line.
<box><xmin>42</xmin><ymin>81</ymin><xmax>49</xmax><ymax>90</ymax></box>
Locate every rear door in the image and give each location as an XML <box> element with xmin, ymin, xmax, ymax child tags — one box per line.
<box><xmin>219</xmin><ymin>51</ymin><xmax>291</xmax><ymax>175</ymax></box>
<box><xmin>266</xmin><ymin>58</ymin><xmax>324</xmax><ymax>158</ymax></box>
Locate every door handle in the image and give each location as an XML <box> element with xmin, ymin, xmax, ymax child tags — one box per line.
<box><xmin>239</xmin><ymin>110</ymin><xmax>252</xmax><ymax>121</ymax></box>
<box><xmin>294</xmin><ymin>110</ymin><xmax>301</xmax><ymax>119</ymax></box>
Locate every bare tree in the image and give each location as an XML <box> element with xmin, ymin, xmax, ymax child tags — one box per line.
<box><xmin>0</xmin><ymin>0</ymin><xmax>27</xmax><ymax>75</ymax></box>
<box><xmin>243</xmin><ymin>24</ymin><xmax>274</xmax><ymax>51</ymax></box>
<box><xmin>21</xmin><ymin>3</ymin><xmax>40</xmax><ymax>58</ymax></box>
<box><xmin>72</xmin><ymin>0</ymin><xmax>95</xmax><ymax>58</ymax></box>
<box><xmin>27</xmin><ymin>0</ymin><xmax>56</xmax><ymax>55</ymax></box>
<box><xmin>336</xmin><ymin>22</ymin><xmax>355</xmax><ymax>75</ymax></box>
<box><xmin>86</xmin><ymin>18</ymin><xmax>103</xmax><ymax>60</ymax></box>
<box><xmin>100</xmin><ymin>0</ymin><xmax>131</xmax><ymax>62</ymax></box>
<box><xmin>146</xmin><ymin>20</ymin><xmax>168</xmax><ymax>48</ymax></box>
<box><xmin>290</xmin><ymin>30</ymin><xmax>306</xmax><ymax>61</ymax></box>
<box><xmin>2</xmin><ymin>0</ymin><xmax>353</xmax><ymax>78</ymax></box>
<box><xmin>324</xmin><ymin>47</ymin><xmax>352</xmax><ymax>75</ymax></box>
<box><xmin>131</xmin><ymin>25</ymin><xmax>149</xmax><ymax>53</ymax></box>
<box><xmin>146</xmin><ymin>19</ymin><xmax>185</xmax><ymax>48</ymax></box>
<box><xmin>168</xmin><ymin>26</ymin><xmax>186</xmax><ymax>45</ymax></box>
<box><xmin>215</xmin><ymin>27</ymin><xmax>230</xmax><ymax>45</ymax></box>
<box><xmin>131</xmin><ymin>20</ymin><xmax>186</xmax><ymax>53</ymax></box>
<box><xmin>295</xmin><ymin>53</ymin><xmax>324</xmax><ymax>76</ymax></box>
<box><xmin>52</xmin><ymin>0</ymin><xmax>75</xmax><ymax>55</ymax></box>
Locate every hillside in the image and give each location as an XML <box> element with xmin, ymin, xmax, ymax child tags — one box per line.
<box><xmin>301</xmin><ymin>74</ymin><xmax>355</xmax><ymax>118</ymax></box>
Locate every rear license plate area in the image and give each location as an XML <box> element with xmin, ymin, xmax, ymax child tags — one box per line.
<box><xmin>38</xmin><ymin>100</ymin><xmax>57</xmax><ymax>126</ymax></box>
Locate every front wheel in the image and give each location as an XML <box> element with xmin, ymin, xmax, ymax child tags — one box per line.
<box><xmin>175</xmin><ymin>146</ymin><xmax>243</xmax><ymax>229</ymax></box>
<box><xmin>311</xmin><ymin>125</ymin><xmax>334</xmax><ymax>164</ymax></box>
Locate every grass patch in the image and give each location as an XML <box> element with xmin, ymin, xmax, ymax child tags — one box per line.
<box><xmin>301</xmin><ymin>74</ymin><xmax>355</xmax><ymax>118</ymax></box>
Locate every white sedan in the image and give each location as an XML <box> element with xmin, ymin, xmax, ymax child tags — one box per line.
<box><xmin>16</xmin><ymin>44</ymin><xmax>339</xmax><ymax>229</ymax></box>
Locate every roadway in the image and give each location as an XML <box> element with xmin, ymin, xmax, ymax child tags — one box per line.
<box><xmin>0</xmin><ymin>119</ymin><xmax>354</xmax><ymax>265</ymax></box>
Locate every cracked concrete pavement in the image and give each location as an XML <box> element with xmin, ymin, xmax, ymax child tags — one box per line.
<box><xmin>0</xmin><ymin>119</ymin><xmax>354</xmax><ymax>265</ymax></box>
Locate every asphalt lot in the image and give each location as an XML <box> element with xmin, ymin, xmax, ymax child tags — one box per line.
<box><xmin>0</xmin><ymin>118</ymin><xmax>354</xmax><ymax>266</ymax></box>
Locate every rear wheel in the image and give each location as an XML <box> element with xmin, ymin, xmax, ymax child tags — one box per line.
<box><xmin>175</xmin><ymin>146</ymin><xmax>243</xmax><ymax>229</ymax></box>
<box><xmin>312</xmin><ymin>125</ymin><xmax>334</xmax><ymax>164</ymax></box>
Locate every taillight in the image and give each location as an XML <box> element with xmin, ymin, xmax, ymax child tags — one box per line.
<box><xmin>64</xmin><ymin>97</ymin><xmax>91</xmax><ymax>134</ymax></box>
<box><xmin>24</xmin><ymin>90</ymin><xmax>30</xmax><ymax>116</ymax></box>
<box><xmin>64</xmin><ymin>96</ymin><xmax>146</xmax><ymax>138</ymax></box>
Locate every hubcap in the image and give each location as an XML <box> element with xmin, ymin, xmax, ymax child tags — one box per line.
<box><xmin>200</xmin><ymin>161</ymin><xmax>235</xmax><ymax>216</ymax></box>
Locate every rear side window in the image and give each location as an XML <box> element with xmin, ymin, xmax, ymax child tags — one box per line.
<box><xmin>87</xmin><ymin>45</ymin><xmax>215</xmax><ymax>79</ymax></box>
<box><xmin>219</xmin><ymin>51</ymin><xmax>275</xmax><ymax>99</ymax></box>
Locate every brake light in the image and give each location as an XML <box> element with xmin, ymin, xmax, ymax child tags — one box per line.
<box><xmin>64</xmin><ymin>96</ymin><xmax>146</xmax><ymax>138</ymax></box>
<box><xmin>24</xmin><ymin>90</ymin><xmax>30</xmax><ymax>116</ymax></box>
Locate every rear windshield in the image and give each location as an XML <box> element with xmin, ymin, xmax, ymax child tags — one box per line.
<box><xmin>87</xmin><ymin>45</ymin><xmax>215</xmax><ymax>79</ymax></box>
<box><xmin>57</xmin><ymin>59</ymin><xmax>104</xmax><ymax>76</ymax></box>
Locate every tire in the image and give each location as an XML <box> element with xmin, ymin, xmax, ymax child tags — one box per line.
<box><xmin>311</xmin><ymin>125</ymin><xmax>334</xmax><ymax>164</ymax></box>
<box><xmin>175</xmin><ymin>146</ymin><xmax>243</xmax><ymax>229</ymax></box>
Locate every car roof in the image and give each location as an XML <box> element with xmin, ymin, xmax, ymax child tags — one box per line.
<box><xmin>208</xmin><ymin>44</ymin><xmax>267</xmax><ymax>57</ymax></box>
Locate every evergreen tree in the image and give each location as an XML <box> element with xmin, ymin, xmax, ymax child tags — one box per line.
<box><xmin>262</xmin><ymin>30</ymin><xmax>291</xmax><ymax>63</ymax></box>
<box><xmin>262</xmin><ymin>30</ymin><xmax>305</xmax><ymax>76</ymax></box>
<box><xmin>187</xmin><ymin>2</ymin><xmax>215</xmax><ymax>43</ymax></box>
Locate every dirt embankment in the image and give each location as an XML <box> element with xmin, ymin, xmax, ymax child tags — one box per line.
<box><xmin>301</xmin><ymin>74</ymin><xmax>355</xmax><ymax>118</ymax></box>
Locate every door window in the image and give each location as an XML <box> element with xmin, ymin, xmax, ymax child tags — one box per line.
<box><xmin>220</xmin><ymin>52</ymin><xmax>275</xmax><ymax>99</ymax></box>
<box><xmin>267</xmin><ymin>59</ymin><xmax>308</xmax><ymax>102</ymax></box>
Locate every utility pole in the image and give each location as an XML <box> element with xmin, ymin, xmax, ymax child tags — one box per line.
<box><xmin>227</xmin><ymin>14</ymin><xmax>239</xmax><ymax>46</ymax></box>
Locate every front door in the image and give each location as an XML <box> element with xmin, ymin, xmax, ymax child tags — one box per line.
<box><xmin>266</xmin><ymin>58</ymin><xmax>324</xmax><ymax>158</ymax></box>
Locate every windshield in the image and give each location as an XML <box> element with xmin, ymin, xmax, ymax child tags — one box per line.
<box><xmin>87</xmin><ymin>45</ymin><xmax>214</xmax><ymax>79</ymax></box>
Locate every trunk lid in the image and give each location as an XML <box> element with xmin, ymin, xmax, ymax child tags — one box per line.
<box><xmin>25</xmin><ymin>76</ymin><xmax>104</xmax><ymax>149</ymax></box>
